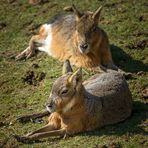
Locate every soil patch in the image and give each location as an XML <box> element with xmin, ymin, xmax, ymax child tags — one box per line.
<box><xmin>126</xmin><ymin>40</ymin><xmax>148</xmax><ymax>50</ymax></box>
<box><xmin>0</xmin><ymin>22</ymin><xmax>7</xmax><ymax>30</ymax></box>
<box><xmin>22</xmin><ymin>70</ymin><xmax>46</xmax><ymax>86</ymax></box>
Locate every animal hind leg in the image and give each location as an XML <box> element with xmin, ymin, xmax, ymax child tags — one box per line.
<box><xmin>106</xmin><ymin>62</ymin><xmax>132</xmax><ymax>78</ymax></box>
<box><xmin>101</xmin><ymin>48</ymin><xmax>126</xmax><ymax>72</ymax></box>
<box><xmin>16</xmin><ymin>110</ymin><xmax>50</xmax><ymax>123</ymax></box>
<box><xmin>107</xmin><ymin>63</ymin><xmax>119</xmax><ymax>71</ymax></box>
<box><xmin>15</xmin><ymin>35</ymin><xmax>44</xmax><ymax>60</ymax></box>
<box><xmin>100</xmin><ymin>46</ymin><xmax>118</xmax><ymax>71</ymax></box>
<box><xmin>15</xmin><ymin>46</ymin><xmax>30</xmax><ymax>60</ymax></box>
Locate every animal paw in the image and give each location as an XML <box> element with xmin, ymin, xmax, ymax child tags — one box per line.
<box><xmin>15</xmin><ymin>47</ymin><xmax>35</xmax><ymax>60</ymax></box>
<box><xmin>14</xmin><ymin>135</ymin><xmax>32</xmax><ymax>143</ymax></box>
<box><xmin>118</xmin><ymin>69</ymin><xmax>133</xmax><ymax>79</ymax></box>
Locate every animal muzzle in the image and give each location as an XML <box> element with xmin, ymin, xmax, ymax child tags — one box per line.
<box><xmin>79</xmin><ymin>43</ymin><xmax>89</xmax><ymax>54</ymax></box>
<box><xmin>46</xmin><ymin>101</ymin><xmax>55</xmax><ymax>113</ymax></box>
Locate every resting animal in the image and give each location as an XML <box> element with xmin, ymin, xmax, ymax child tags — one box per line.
<box><xmin>16</xmin><ymin>5</ymin><xmax>119</xmax><ymax>72</ymax></box>
<box><xmin>15</xmin><ymin>60</ymin><xmax>132</xmax><ymax>143</ymax></box>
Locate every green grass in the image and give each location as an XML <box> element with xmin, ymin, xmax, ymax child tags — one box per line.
<box><xmin>0</xmin><ymin>0</ymin><xmax>148</xmax><ymax>147</ymax></box>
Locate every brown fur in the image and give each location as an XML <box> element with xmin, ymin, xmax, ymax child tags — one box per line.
<box><xmin>16</xmin><ymin>5</ymin><xmax>118</xmax><ymax>71</ymax></box>
<box><xmin>16</xmin><ymin>62</ymin><xmax>132</xmax><ymax>142</ymax></box>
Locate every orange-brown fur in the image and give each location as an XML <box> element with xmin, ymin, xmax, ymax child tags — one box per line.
<box><xmin>45</xmin><ymin>70</ymin><xmax>132</xmax><ymax>134</ymax></box>
<box><xmin>16</xmin><ymin>5</ymin><xmax>118</xmax><ymax>71</ymax></box>
<box><xmin>15</xmin><ymin>61</ymin><xmax>132</xmax><ymax>143</ymax></box>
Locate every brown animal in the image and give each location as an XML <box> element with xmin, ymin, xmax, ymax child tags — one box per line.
<box><xmin>16</xmin><ymin>5</ymin><xmax>118</xmax><ymax>72</ymax></box>
<box><xmin>15</xmin><ymin>60</ymin><xmax>132</xmax><ymax>143</ymax></box>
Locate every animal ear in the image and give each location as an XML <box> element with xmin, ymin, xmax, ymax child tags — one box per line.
<box><xmin>68</xmin><ymin>68</ymin><xmax>82</xmax><ymax>86</ymax></box>
<box><xmin>92</xmin><ymin>6</ymin><xmax>103</xmax><ymax>23</ymax></box>
<box><xmin>71</xmin><ymin>4</ymin><xmax>82</xmax><ymax>19</ymax></box>
<box><xmin>62</xmin><ymin>60</ymin><xmax>73</xmax><ymax>75</ymax></box>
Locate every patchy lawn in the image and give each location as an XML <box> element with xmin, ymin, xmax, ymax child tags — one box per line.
<box><xmin>0</xmin><ymin>0</ymin><xmax>147</xmax><ymax>147</ymax></box>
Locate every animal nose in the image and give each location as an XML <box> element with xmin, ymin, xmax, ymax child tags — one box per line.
<box><xmin>46</xmin><ymin>101</ymin><xmax>53</xmax><ymax>108</ymax></box>
<box><xmin>47</xmin><ymin>104</ymin><xmax>52</xmax><ymax>108</ymax></box>
<box><xmin>80</xmin><ymin>43</ymin><xmax>88</xmax><ymax>50</ymax></box>
<box><xmin>46</xmin><ymin>102</ymin><xmax>54</xmax><ymax>113</ymax></box>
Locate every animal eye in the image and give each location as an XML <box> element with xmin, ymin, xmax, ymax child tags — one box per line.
<box><xmin>61</xmin><ymin>89</ymin><xmax>69</xmax><ymax>95</ymax></box>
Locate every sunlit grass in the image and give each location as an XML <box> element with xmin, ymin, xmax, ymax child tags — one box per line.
<box><xmin>0</xmin><ymin>0</ymin><xmax>147</xmax><ymax>147</ymax></box>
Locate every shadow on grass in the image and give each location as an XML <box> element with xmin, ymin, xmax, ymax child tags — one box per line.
<box><xmin>111</xmin><ymin>45</ymin><xmax>148</xmax><ymax>73</ymax></box>
<box><xmin>80</xmin><ymin>101</ymin><xmax>148</xmax><ymax>137</ymax></box>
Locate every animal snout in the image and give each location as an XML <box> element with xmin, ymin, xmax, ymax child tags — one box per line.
<box><xmin>80</xmin><ymin>43</ymin><xmax>88</xmax><ymax>50</ymax></box>
<box><xmin>79</xmin><ymin>43</ymin><xmax>89</xmax><ymax>53</ymax></box>
<box><xmin>46</xmin><ymin>102</ymin><xmax>53</xmax><ymax>113</ymax></box>
<box><xmin>46</xmin><ymin>101</ymin><xmax>53</xmax><ymax>108</ymax></box>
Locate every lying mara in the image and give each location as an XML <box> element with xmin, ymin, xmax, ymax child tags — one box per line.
<box><xmin>16</xmin><ymin>5</ymin><xmax>119</xmax><ymax>72</ymax></box>
<box><xmin>15</xmin><ymin>60</ymin><xmax>132</xmax><ymax>143</ymax></box>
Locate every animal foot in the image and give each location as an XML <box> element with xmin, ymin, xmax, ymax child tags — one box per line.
<box><xmin>124</xmin><ymin>72</ymin><xmax>133</xmax><ymax>80</ymax></box>
<box><xmin>16</xmin><ymin>115</ymin><xmax>33</xmax><ymax>123</ymax></box>
<box><xmin>16</xmin><ymin>111</ymin><xmax>50</xmax><ymax>123</ymax></box>
<box><xmin>14</xmin><ymin>135</ymin><xmax>32</xmax><ymax>143</ymax></box>
<box><xmin>118</xmin><ymin>69</ymin><xmax>133</xmax><ymax>79</ymax></box>
<box><xmin>15</xmin><ymin>47</ymin><xmax>35</xmax><ymax>60</ymax></box>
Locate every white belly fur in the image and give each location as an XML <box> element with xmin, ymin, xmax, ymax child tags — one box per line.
<box><xmin>38</xmin><ymin>24</ymin><xmax>53</xmax><ymax>56</ymax></box>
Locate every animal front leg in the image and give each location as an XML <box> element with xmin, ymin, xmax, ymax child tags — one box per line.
<box><xmin>15</xmin><ymin>128</ymin><xmax>66</xmax><ymax>143</ymax></box>
<box><xmin>27</xmin><ymin>129</ymin><xmax>66</xmax><ymax>141</ymax></box>
<box><xmin>26</xmin><ymin>124</ymin><xmax>57</xmax><ymax>136</ymax></box>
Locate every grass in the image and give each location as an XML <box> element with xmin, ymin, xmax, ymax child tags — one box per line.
<box><xmin>0</xmin><ymin>0</ymin><xmax>148</xmax><ymax>147</ymax></box>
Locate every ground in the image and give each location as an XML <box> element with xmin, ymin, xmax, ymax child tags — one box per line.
<box><xmin>0</xmin><ymin>0</ymin><xmax>148</xmax><ymax>148</ymax></box>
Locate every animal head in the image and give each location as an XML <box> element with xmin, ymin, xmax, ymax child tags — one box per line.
<box><xmin>46</xmin><ymin>60</ymin><xmax>83</xmax><ymax>113</ymax></box>
<box><xmin>65</xmin><ymin>5</ymin><xmax>103</xmax><ymax>54</ymax></box>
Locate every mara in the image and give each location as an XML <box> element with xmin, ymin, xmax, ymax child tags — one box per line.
<box><xmin>16</xmin><ymin>5</ymin><xmax>119</xmax><ymax>71</ymax></box>
<box><xmin>15</xmin><ymin>60</ymin><xmax>132</xmax><ymax>143</ymax></box>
